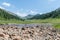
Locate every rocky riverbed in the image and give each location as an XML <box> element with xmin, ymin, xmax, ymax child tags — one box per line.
<box><xmin>0</xmin><ymin>23</ymin><xmax>60</xmax><ymax>40</ymax></box>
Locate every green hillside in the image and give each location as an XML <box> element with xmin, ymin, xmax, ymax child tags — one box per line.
<box><xmin>29</xmin><ymin>8</ymin><xmax>60</xmax><ymax>19</ymax></box>
<box><xmin>0</xmin><ymin>8</ymin><xmax>22</xmax><ymax>20</ymax></box>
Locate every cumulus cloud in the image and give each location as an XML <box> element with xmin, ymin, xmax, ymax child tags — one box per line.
<box><xmin>0</xmin><ymin>6</ymin><xmax>5</xmax><ymax>9</ymax></box>
<box><xmin>14</xmin><ymin>9</ymin><xmax>39</xmax><ymax>17</ymax></box>
<box><xmin>2</xmin><ymin>2</ymin><xmax>11</xmax><ymax>7</ymax></box>
<box><xmin>29</xmin><ymin>10</ymin><xmax>38</xmax><ymax>14</ymax></box>
<box><xmin>30</xmin><ymin>10</ymin><xmax>35</xmax><ymax>13</ymax></box>
<box><xmin>15</xmin><ymin>11</ymin><xmax>28</xmax><ymax>17</ymax></box>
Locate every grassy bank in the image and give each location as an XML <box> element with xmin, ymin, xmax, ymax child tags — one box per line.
<box><xmin>0</xmin><ymin>18</ymin><xmax>60</xmax><ymax>29</ymax></box>
<box><xmin>28</xmin><ymin>18</ymin><xmax>60</xmax><ymax>29</ymax></box>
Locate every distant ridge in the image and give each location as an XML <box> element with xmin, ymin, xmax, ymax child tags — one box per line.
<box><xmin>28</xmin><ymin>8</ymin><xmax>60</xmax><ymax>19</ymax></box>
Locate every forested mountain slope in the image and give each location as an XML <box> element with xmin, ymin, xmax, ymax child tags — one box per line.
<box><xmin>29</xmin><ymin>8</ymin><xmax>60</xmax><ymax>19</ymax></box>
<box><xmin>0</xmin><ymin>8</ymin><xmax>22</xmax><ymax>20</ymax></box>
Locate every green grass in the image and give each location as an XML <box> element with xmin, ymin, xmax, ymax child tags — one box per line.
<box><xmin>0</xmin><ymin>18</ymin><xmax>60</xmax><ymax>29</ymax></box>
<box><xmin>53</xmin><ymin>23</ymin><xmax>60</xmax><ymax>29</ymax></box>
<box><xmin>28</xmin><ymin>18</ymin><xmax>60</xmax><ymax>29</ymax></box>
<box><xmin>0</xmin><ymin>18</ymin><xmax>60</xmax><ymax>24</ymax></box>
<box><xmin>28</xmin><ymin>18</ymin><xmax>60</xmax><ymax>23</ymax></box>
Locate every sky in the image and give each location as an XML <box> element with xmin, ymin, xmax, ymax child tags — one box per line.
<box><xmin>0</xmin><ymin>0</ymin><xmax>60</xmax><ymax>17</ymax></box>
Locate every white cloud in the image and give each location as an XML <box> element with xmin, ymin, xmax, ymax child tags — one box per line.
<box><xmin>14</xmin><ymin>9</ymin><xmax>39</xmax><ymax>17</ymax></box>
<box><xmin>2</xmin><ymin>2</ymin><xmax>11</xmax><ymax>7</ymax></box>
<box><xmin>15</xmin><ymin>11</ymin><xmax>28</xmax><ymax>17</ymax></box>
<box><xmin>0</xmin><ymin>6</ymin><xmax>5</xmax><ymax>9</ymax></box>
<box><xmin>30</xmin><ymin>10</ymin><xmax>35</xmax><ymax>13</ymax></box>
<box><xmin>29</xmin><ymin>10</ymin><xmax>39</xmax><ymax>15</ymax></box>
<box><xmin>30</xmin><ymin>10</ymin><xmax>38</xmax><ymax>14</ymax></box>
<box><xmin>19</xmin><ymin>13</ymin><xmax>27</xmax><ymax>17</ymax></box>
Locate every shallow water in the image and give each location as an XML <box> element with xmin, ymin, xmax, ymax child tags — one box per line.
<box><xmin>2</xmin><ymin>23</ymin><xmax>53</xmax><ymax>28</ymax></box>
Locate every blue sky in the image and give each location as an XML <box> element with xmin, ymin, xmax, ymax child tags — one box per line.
<box><xmin>0</xmin><ymin>0</ymin><xmax>60</xmax><ymax>17</ymax></box>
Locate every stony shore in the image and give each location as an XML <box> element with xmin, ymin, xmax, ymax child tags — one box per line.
<box><xmin>0</xmin><ymin>24</ymin><xmax>60</xmax><ymax>40</ymax></box>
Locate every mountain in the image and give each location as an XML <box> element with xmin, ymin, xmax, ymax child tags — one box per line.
<box><xmin>1</xmin><ymin>7</ymin><xmax>60</xmax><ymax>20</ymax></box>
<box><xmin>24</xmin><ymin>14</ymin><xmax>34</xmax><ymax>19</ymax></box>
<box><xmin>29</xmin><ymin>8</ymin><xmax>60</xmax><ymax>19</ymax></box>
<box><xmin>29</xmin><ymin>14</ymin><xmax>41</xmax><ymax>19</ymax></box>
<box><xmin>0</xmin><ymin>8</ymin><xmax>23</xmax><ymax>20</ymax></box>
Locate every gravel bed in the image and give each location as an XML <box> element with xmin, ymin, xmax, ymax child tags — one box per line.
<box><xmin>0</xmin><ymin>24</ymin><xmax>60</xmax><ymax>40</ymax></box>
